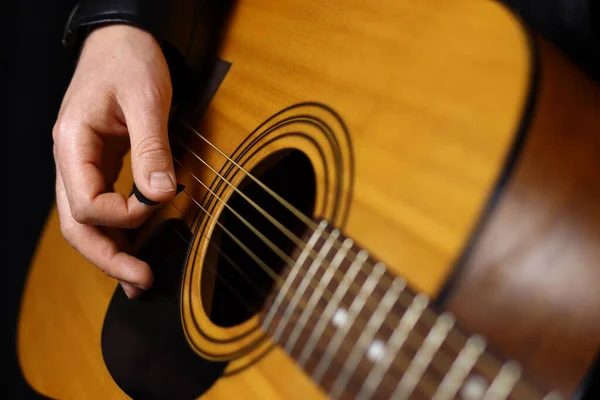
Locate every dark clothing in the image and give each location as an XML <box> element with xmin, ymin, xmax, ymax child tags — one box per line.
<box><xmin>61</xmin><ymin>0</ymin><xmax>229</xmax><ymax>73</ymax></box>
<box><xmin>63</xmin><ymin>0</ymin><xmax>199</xmax><ymax>60</ymax></box>
<box><xmin>1</xmin><ymin>0</ymin><xmax>600</xmax><ymax>398</ymax></box>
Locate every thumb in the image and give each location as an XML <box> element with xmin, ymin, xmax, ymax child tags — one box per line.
<box><xmin>124</xmin><ymin>92</ymin><xmax>176</xmax><ymax>204</ymax></box>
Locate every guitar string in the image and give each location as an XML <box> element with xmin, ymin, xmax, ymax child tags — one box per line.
<box><xmin>171</xmin><ymin>124</ymin><xmax>538</xmax><ymax>397</ymax></box>
<box><xmin>172</xmin><ymin>123</ymin><xmax>495</xmax><ymax>360</ymax></box>
<box><xmin>166</xmin><ymin>223</ymin><xmax>259</xmax><ymax>316</ymax></box>
<box><xmin>171</xmin><ymin>153</ymin><xmax>462</xmax><ymax>374</ymax></box>
<box><xmin>168</xmin><ymin>191</ymin><xmax>446</xmax><ymax>396</ymax></box>
<box><xmin>174</xmin><ymin>120</ymin><xmax>468</xmax><ymax>331</ymax></box>
<box><xmin>179</xmin><ymin>178</ymin><xmax>548</xmax><ymax>398</ymax></box>
<box><xmin>171</xmin><ymin>120</ymin><xmax>541</xmax><ymax>397</ymax></box>
<box><xmin>167</xmin><ymin>220</ymin><xmax>265</xmax><ymax>306</ymax></box>
<box><xmin>170</xmin><ymin>156</ymin><xmax>510</xmax><ymax>397</ymax></box>
<box><xmin>172</xmin><ymin>180</ymin><xmax>540</xmax><ymax>399</ymax></box>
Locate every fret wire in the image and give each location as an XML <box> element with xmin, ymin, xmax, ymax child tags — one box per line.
<box><xmin>284</xmin><ymin>238</ymin><xmax>353</xmax><ymax>354</ymax></box>
<box><xmin>297</xmin><ymin>250</ymin><xmax>369</xmax><ymax>368</ymax></box>
<box><xmin>176</xmin><ymin>124</ymin><xmax>550</xmax><ymax>399</ymax></box>
<box><xmin>357</xmin><ymin>293</ymin><xmax>429</xmax><ymax>400</ymax></box>
<box><xmin>312</xmin><ymin>262</ymin><xmax>386</xmax><ymax>384</ymax></box>
<box><xmin>261</xmin><ymin>220</ymin><xmax>327</xmax><ymax>331</ymax></box>
<box><xmin>181</xmin><ymin>188</ymin><xmax>488</xmax><ymax>398</ymax></box>
<box><xmin>174</xmin><ymin>156</ymin><xmax>545</xmax><ymax>398</ymax></box>
<box><xmin>271</xmin><ymin>229</ymin><xmax>341</xmax><ymax>342</ymax></box>
<box><xmin>182</xmin><ymin>188</ymin><xmax>533</xmax><ymax>398</ymax></box>
<box><xmin>181</xmin><ymin>189</ymin><xmax>469</xmax><ymax>396</ymax></box>
<box><xmin>393</xmin><ymin>312</ymin><xmax>455</xmax><ymax>399</ymax></box>
<box><xmin>432</xmin><ymin>335</ymin><xmax>486</xmax><ymax>400</ymax></box>
<box><xmin>329</xmin><ymin>276</ymin><xmax>407</xmax><ymax>399</ymax></box>
<box><xmin>482</xmin><ymin>361</ymin><xmax>522</xmax><ymax>400</ymax></box>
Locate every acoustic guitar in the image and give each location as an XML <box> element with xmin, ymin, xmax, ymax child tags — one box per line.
<box><xmin>17</xmin><ymin>0</ymin><xmax>600</xmax><ymax>398</ymax></box>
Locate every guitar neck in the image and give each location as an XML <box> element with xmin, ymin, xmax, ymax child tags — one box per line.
<box><xmin>260</xmin><ymin>220</ymin><xmax>557</xmax><ymax>399</ymax></box>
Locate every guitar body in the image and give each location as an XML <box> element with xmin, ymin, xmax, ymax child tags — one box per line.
<box><xmin>17</xmin><ymin>0</ymin><xmax>600</xmax><ymax>398</ymax></box>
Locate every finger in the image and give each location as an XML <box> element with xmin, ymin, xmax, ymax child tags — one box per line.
<box><xmin>121</xmin><ymin>84</ymin><xmax>177</xmax><ymax>204</ymax></box>
<box><xmin>102</xmin><ymin>226</ymin><xmax>146</xmax><ymax>299</ymax></box>
<box><xmin>55</xmin><ymin>123</ymin><xmax>156</xmax><ymax>228</ymax></box>
<box><xmin>120</xmin><ymin>281</ymin><xmax>144</xmax><ymax>299</ymax></box>
<box><xmin>56</xmin><ymin>168</ymin><xmax>153</xmax><ymax>296</ymax></box>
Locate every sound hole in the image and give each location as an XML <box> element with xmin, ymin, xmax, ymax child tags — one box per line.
<box><xmin>202</xmin><ymin>149</ymin><xmax>316</xmax><ymax>327</ymax></box>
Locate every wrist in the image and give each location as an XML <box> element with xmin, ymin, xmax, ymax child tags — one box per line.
<box><xmin>62</xmin><ymin>1</ymin><xmax>197</xmax><ymax>64</ymax></box>
<box><xmin>81</xmin><ymin>24</ymin><xmax>159</xmax><ymax>59</ymax></box>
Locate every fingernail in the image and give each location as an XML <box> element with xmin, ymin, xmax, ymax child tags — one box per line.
<box><xmin>134</xmin><ymin>283</ymin><xmax>147</xmax><ymax>290</ymax></box>
<box><xmin>121</xmin><ymin>282</ymin><xmax>136</xmax><ymax>299</ymax></box>
<box><xmin>120</xmin><ymin>282</ymin><xmax>144</xmax><ymax>299</ymax></box>
<box><xmin>149</xmin><ymin>172</ymin><xmax>176</xmax><ymax>192</ymax></box>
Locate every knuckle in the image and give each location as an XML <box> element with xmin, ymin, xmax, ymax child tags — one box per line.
<box><xmin>141</xmin><ymin>85</ymin><xmax>162</xmax><ymax>105</ymax></box>
<box><xmin>52</xmin><ymin>116</ymin><xmax>78</xmax><ymax>139</ymax></box>
<box><xmin>52</xmin><ymin>120</ymin><xmax>66</xmax><ymax>143</ymax></box>
<box><xmin>97</xmin><ymin>241</ymin><xmax>117</xmax><ymax>262</ymax></box>
<box><xmin>96</xmin><ymin>248</ymin><xmax>118</xmax><ymax>279</ymax></box>
<box><xmin>97</xmin><ymin>196</ymin><xmax>120</xmax><ymax>216</ymax></box>
<box><xmin>98</xmin><ymin>198</ymin><xmax>141</xmax><ymax>229</ymax></box>
<box><xmin>134</xmin><ymin>136</ymin><xmax>171</xmax><ymax>163</ymax></box>
<box><xmin>141</xmin><ymin>79</ymin><xmax>172</xmax><ymax>105</ymax></box>
<box><xmin>70</xmin><ymin>203</ymin><xmax>92</xmax><ymax>224</ymax></box>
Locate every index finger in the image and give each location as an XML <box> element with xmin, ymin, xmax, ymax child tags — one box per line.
<box><xmin>55</xmin><ymin>123</ymin><xmax>156</xmax><ymax>228</ymax></box>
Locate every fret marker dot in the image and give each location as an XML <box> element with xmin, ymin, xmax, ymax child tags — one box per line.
<box><xmin>460</xmin><ymin>375</ymin><xmax>488</xmax><ymax>400</ymax></box>
<box><xmin>332</xmin><ymin>308</ymin><xmax>348</xmax><ymax>327</ymax></box>
<box><xmin>366</xmin><ymin>339</ymin><xmax>385</xmax><ymax>363</ymax></box>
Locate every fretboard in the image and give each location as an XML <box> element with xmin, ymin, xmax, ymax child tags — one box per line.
<box><xmin>260</xmin><ymin>220</ymin><xmax>560</xmax><ymax>400</ymax></box>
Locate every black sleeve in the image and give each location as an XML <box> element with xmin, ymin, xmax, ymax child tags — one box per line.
<box><xmin>62</xmin><ymin>0</ymin><xmax>234</xmax><ymax>65</ymax></box>
<box><xmin>62</xmin><ymin>0</ymin><xmax>202</xmax><ymax>61</ymax></box>
<box><xmin>62</xmin><ymin>0</ymin><xmax>234</xmax><ymax>102</ymax></box>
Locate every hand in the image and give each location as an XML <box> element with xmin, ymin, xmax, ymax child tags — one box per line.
<box><xmin>53</xmin><ymin>25</ymin><xmax>176</xmax><ymax>299</ymax></box>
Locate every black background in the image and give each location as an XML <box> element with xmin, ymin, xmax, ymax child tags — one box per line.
<box><xmin>2</xmin><ymin>1</ymin><xmax>76</xmax><ymax>397</ymax></box>
<box><xmin>2</xmin><ymin>0</ymin><xmax>599</xmax><ymax>398</ymax></box>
